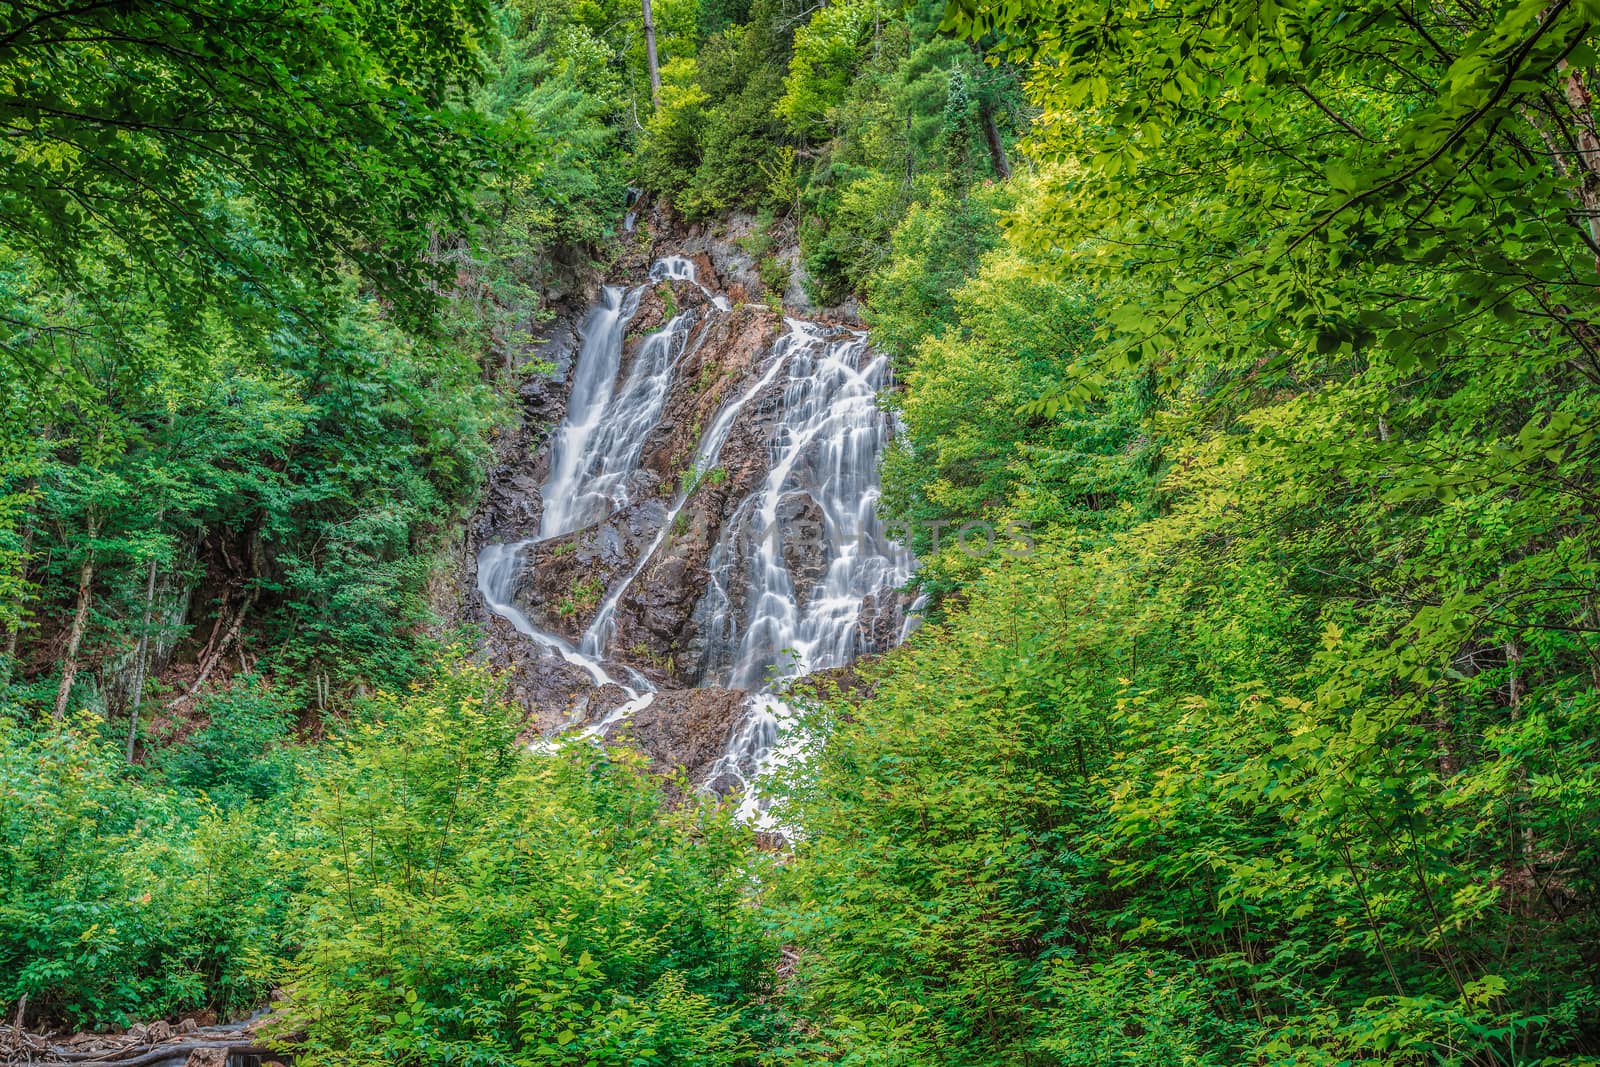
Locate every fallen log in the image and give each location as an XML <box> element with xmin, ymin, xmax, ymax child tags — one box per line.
<box><xmin>38</xmin><ymin>1038</ymin><xmax>280</xmax><ymax>1066</ymax></box>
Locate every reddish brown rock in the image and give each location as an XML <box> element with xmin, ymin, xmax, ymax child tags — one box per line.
<box><xmin>602</xmin><ymin>687</ymin><xmax>748</xmax><ymax>784</ymax></box>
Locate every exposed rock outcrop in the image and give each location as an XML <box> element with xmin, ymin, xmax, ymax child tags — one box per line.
<box><xmin>510</xmin><ymin>497</ymin><xmax>668</xmax><ymax>643</ymax></box>
<box><xmin>498</xmin><ymin>280</ymin><xmax>796</xmax><ymax>685</ymax></box>
<box><xmin>601</xmin><ymin>687</ymin><xmax>749</xmax><ymax>784</ymax></box>
<box><xmin>855</xmin><ymin>588</ymin><xmax>920</xmax><ymax>656</ymax></box>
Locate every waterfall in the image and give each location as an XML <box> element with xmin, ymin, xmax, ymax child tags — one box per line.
<box><xmin>475</xmin><ymin>541</ymin><xmax>655</xmax><ymax>725</ymax></box>
<box><xmin>541</xmin><ymin>284</ymin><xmax>682</xmax><ymax>537</ymax></box>
<box><xmin>580</xmin><ymin>347</ymin><xmax>794</xmax><ymax>662</ymax></box>
<box><xmin>688</xmin><ymin>324</ymin><xmax>913</xmax><ymax>829</ymax></box>
<box><xmin>476</xmin><ymin>258</ymin><xmax>914</xmax><ymax>827</ymax></box>
<box><xmin>690</xmin><ymin>325</ymin><xmax>912</xmax><ymax>689</ymax></box>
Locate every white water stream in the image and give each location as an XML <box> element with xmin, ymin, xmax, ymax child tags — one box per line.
<box><xmin>476</xmin><ymin>258</ymin><xmax>913</xmax><ymax>827</ymax></box>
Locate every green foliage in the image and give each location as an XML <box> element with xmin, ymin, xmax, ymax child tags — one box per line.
<box><xmin>0</xmin><ymin>1</ymin><xmax>656</xmax><ymax>1037</ymax></box>
<box><xmin>942</xmin><ymin>0</ymin><xmax>1600</xmax><ymax>408</ymax></box>
<box><xmin>659</xmin><ymin>281</ymin><xmax>681</xmax><ymax>322</ymax></box>
<box><xmin>797</xmin><ymin>171</ymin><xmax>901</xmax><ymax>306</ymax></box>
<box><xmin>771</xmin><ymin>3</ymin><xmax>1600</xmax><ymax>1049</ymax></box>
<box><xmin>0</xmin><ymin>0</ymin><xmax>647</xmax><ymax>719</ymax></box>
<box><xmin>782</xmin><ymin>431</ymin><xmax>1600</xmax><ymax>1060</ymax></box>
<box><xmin>0</xmin><ymin>276</ymin><xmax>502</xmax><ymax>710</ymax></box>
<box><xmin>277</xmin><ymin>661</ymin><xmax>776</xmax><ymax>1065</ymax></box>
<box><xmin>763</xmin><ymin>0</ymin><xmax>1600</xmax><ymax>1060</ymax></box>
<box><xmin>480</xmin><ymin>5</ymin><xmax>632</xmax><ymax>249</ymax></box>
<box><xmin>779</xmin><ymin>0</ymin><xmax>888</xmax><ymax>139</ymax></box>
<box><xmin>2</xmin><ymin>659</ymin><xmax>781</xmax><ymax>1050</ymax></box>
<box><xmin>787</xmin><ymin>0</ymin><xmax>1022</xmax><ymax>304</ymax></box>
<box><xmin>0</xmin><ymin>714</ymin><xmax>298</xmax><ymax>1026</ymax></box>
<box><xmin>632</xmin><ymin>0</ymin><xmax>1021</xmax><ymax>308</ymax></box>
<box><xmin>863</xmin><ymin>187</ymin><xmax>1008</xmax><ymax>360</ymax></box>
<box><xmin>678</xmin><ymin>1</ymin><xmax>796</xmax><ymax>216</ymax></box>
<box><xmin>0</xmin><ymin>0</ymin><xmax>502</xmax><ymax>347</ymax></box>
<box><xmin>879</xmin><ymin>239</ymin><xmax>1157</xmax><ymax>596</ymax></box>
<box><xmin>148</xmin><ymin>680</ymin><xmax>300</xmax><ymax>808</ymax></box>
<box><xmin>638</xmin><ymin>57</ymin><xmax>712</xmax><ymax>198</ymax></box>
<box><xmin>556</xmin><ymin>577</ymin><xmax>605</xmax><ymax>620</ymax></box>
<box><xmin>699</xmin><ymin>0</ymin><xmax>753</xmax><ymax>39</ymax></box>
<box><xmin>13</xmin><ymin>0</ymin><xmax>1600</xmax><ymax>1064</ymax></box>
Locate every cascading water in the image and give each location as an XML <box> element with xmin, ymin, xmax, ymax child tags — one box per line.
<box><xmin>475</xmin><ymin>541</ymin><xmax>656</xmax><ymax>725</ymax></box>
<box><xmin>692</xmin><ymin>324</ymin><xmax>914</xmax><ymax>825</ymax></box>
<box><xmin>581</xmin><ymin>348</ymin><xmax>793</xmax><ymax>662</ymax></box>
<box><xmin>476</xmin><ymin>256</ymin><xmax>914</xmax><ymax>828</ymax></box>
<box><xmin>478</xmin><ymin>270</ymin><xmax>677</xmax><ymax>724</ymax></box>
<box><xmin>540</xmin><ymin>285</ymin><xmax>683</xmax><ymax>537</ymax></box>
<box><xmin>691</xmin><ymin>324</ymin><xmax>912</xmax><ymax>688</ymax></box>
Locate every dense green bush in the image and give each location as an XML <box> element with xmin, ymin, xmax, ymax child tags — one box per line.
<box><xmin>1</xmin><ymin>661</ymin><xmax>780</xmax><ymax>1052</ymax></box>
<box><xmin>637</xmin><ymin>57</ymin><xmax>712</xmax><ymax>199</ymax></box>
<box><xmin>775</xmin><ymin>148</ymin><xmax>1600</xmax><ymax>1067</ymax></box>
<box><xmin>9</xmin><ymin>0</ymin><xmax>1600</xmax><ymax>1063</ymax></box>
<box><xmin>861</xmin><ymin>188</ymin><xmax>1008</xmax><ymax>361</ymax></box>
<box><xmin>0</xmin><ymin>715</ymin><xmax>296</xmax><ymax>1027</ymax></box>
<box><xmin>0</xmin><ymin>0</ymin><xmax>645</xmax><ymax>727</ymax></box>
<box><xmin>637</xmin><ymin>0</ymin><xmax>797</xmax><ymax>217</ymax></box>
<box><xmin>148</xmin><ymin>681</ymin><xmax>301</xmax><ymax>808</ymax></box>
<box><xmin>877</xmin><ymin>240</ymin><xmax>1158</xmax><ymax>599</ymax></box>
<box><xmin>276</xmin><ymin>662</ymin><xmax>777</xmax><ymax>1066</ymax></box>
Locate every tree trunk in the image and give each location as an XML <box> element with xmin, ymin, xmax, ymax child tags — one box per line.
<box><xmin>126</xmin><ymin>531</ymin><xmax>162</xmax><ymax>762</ymax></box>
<box><xmin>905</xmin><ymin>113</ymin><xmax>915</xmax><ymax>184</ymax></box>
<box><xmin>52</xmin><ymin>511</ymin><xmax>97</xmax><ymax>720</ymax></box>
<box><xmin>1563</xmin><ymin>68</ymin><xmax>1600</xmax><ymax>269</ymax></box>
<box><xmin>642</xmin><ymin>0</ymin><xmax>661</xmax><ymax>108</ymax></box>
<box><xmin>2</xmin><ymin>514</ymin><xmax>33</xmax><ymax>684</ymax></box>
<box><xmin>979</xmin><ymin>100</ymin><xmax>1011</xmax><ymax>180</ymax></box>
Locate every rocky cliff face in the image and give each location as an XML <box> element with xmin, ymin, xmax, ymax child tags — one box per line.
<box><xmin>453</xmin><ymin>200</ymin><xmax>914</xmax><ymax>793</ymax></box>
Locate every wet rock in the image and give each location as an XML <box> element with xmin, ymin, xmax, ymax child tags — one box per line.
<box><xmin>466</xmin><ymin>315</ymin><xmax>588</xmax><ymax>549</ymax></box>
<box><xmin>776</xmin><ymin>492</ymin><xmax>826</xmax><ymax>608</ymax></box>
<box><xmin>787</xmin><ymin>662</ymin><xmax>877</xmax><ymax>705</ymax></box>
<box><xmin>753</xmin><ymin>829</ymin><xmax>789</xmax><ymax>851</ymax></box>
<box><xmin>623</xmin><ymin>277</ymin><xmax>710</xmax><ymax>356</ymax></box>
<box><xmin>602</xmin><ymin>308</ymin><xmax>788</xmax><ymax>681</ymax></box>
<box><xmin>705</xmin><ymin>769</ymin><xmax>744</xmax><ymax>796</ymax></box>
<box><xmin>602</xmin><ymin>687</ymin><xmax>748</xmax><ymax>784</ymax></box>
<box><xmin>687</xmin><ymin>251</ymin><xmax>719</xmax><ymax>287</ymax></box>
<box><xmin>485</xmin><ymin>621</ymin><xmax>636</xmax><ymax>736</ymax></box>
<box><xmin>855</xmin><ymin>588</ymin><xmax>917</xmax><ymax>655</ymax></box>
<box><xmin>638</xmin><ymin>199</ymin><xmax>862</xmax><ymax>322</ymax></box>
<box><xmin>638</xmin><ymin>303</ymin><xmax>782</xmax><ymax>479</ymax></box>
<box><xmin>508</xmin><ymin>497</ymin><xmax>668</xmax><ymax>642</ymax></box>
<box><xmin>568</xmin><ymin>683</ymin><xmax>634</xmax><ymax>728</ymax></box>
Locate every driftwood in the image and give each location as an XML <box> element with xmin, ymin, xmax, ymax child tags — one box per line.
<box><xmin>46</xmin><ymin>1039</ymin><xmax>279</xmax><ymax>1066</ymax></box>
<box><xmin>0</xmin><ymin>1015</ymin><xmax>291</xmax><ymax>1066</ymax></box>
<box><xmin>1</xmin><ymin>1020</ymin><xmax>53</xmax><ymax>1063</ymax></box>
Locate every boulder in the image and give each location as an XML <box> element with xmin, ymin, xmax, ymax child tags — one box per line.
<box><xmin>507</xmin><ymin>496</ymin><xmax>668</xmax><ymax>642</ymax></box>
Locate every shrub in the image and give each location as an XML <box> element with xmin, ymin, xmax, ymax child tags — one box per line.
<box><xmin>276</xmin><ymin>661</ymin><xmax>777</xmax><ymax>1065</ymax></box>
<box><xmin>0</xmin><ymin>715</ymin><xmax>293</xmax><ymax>1027</ymax></box>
